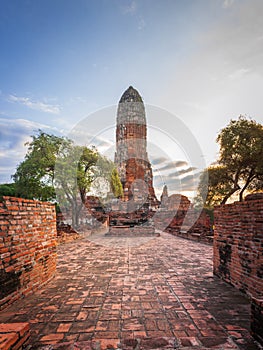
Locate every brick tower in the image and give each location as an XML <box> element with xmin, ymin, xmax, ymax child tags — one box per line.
<box><xmin>114</xmin><ymin>86</ymin><xmax>157</xmax><ymax>208</ymax></box>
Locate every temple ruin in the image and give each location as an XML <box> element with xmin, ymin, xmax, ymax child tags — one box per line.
<box><xmin>114</xmin><ymin>86</ymin><xmax>157</xmax><ymax>207</ymax></box>
<box><xmin>108</xmin><ymin>86</ymin><xmax>158</xmax><ymax>235</ymax></box>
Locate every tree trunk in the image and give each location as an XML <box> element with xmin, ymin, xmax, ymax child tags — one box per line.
<box><xmin>222</xmin><ymin>185</ymin><xmax>239</xmax><ymax>204</ymax></box>
<box><xmin>221</xmin><ymin>170</ymin><xmax>241</xmax><ymax>205</ymax></box>
<box><xmin>71</xmin><ymin>201</ymin><xmax>80</xmax><ymax>229</ymax></box>
<box><xmin>221</xmin><ymin>185</ymin><xmax>240</xmax><ymax>204</ymax></box>
<box><xmin>239</xmin><ymin>173</ymin><xmax>256</xmax><ymax>201</ymax></box>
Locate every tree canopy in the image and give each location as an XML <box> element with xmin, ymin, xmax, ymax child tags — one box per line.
<box><xmin>12</xmin><ymin>130</ymin><xmax>123</xmax><ymax>228</ymax></box>
<box><xmin>197</xmin><ymin>165</ymin><xmax>236</xmax><ymax>208</ymax></box>
<box><xmin>0</xmin><ymin>183</ymin><xmax>16</xmax><ymax>200</ymax></box>
<box><xmin>198</xmin><ymin>116</ymin><xmax>263</xmax><ymax>207</ymax></box>
<box><xmin>13</xmin><ymin>131</ymin><xmax>68</xmax><ymax>201</ymax></box>
<box><xmin>54</xmin><ymin>143</ymin><xmax>99</xmax><ymax>227</ymax></box>
<box><xmin>110</xmin><ymin>168</ymin><xmax>123</xmax><ymax>198</ymax></box>
<box><xmin>88</xmin><ymin>156</ymin><xmax>123</xmax><ymax>201</ymax></box>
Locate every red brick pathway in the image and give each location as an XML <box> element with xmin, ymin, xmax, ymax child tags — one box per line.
<box><xmin>0</xmin><ymin>232</ymin><xmax>261</xmax><ymax>349</ymax></box>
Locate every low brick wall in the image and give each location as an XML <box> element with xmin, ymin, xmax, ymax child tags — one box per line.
<box><xmin>213</xmin><ymin>199</ymin><xmax>263</xmax><ymax>298</ymax></box>
<box><xmin>214</xmin><ymin>198</ymin><xmax>263</xmax><ymax>344</ymax></box>
<box><xmin>0</xmin><ymin>196</ymin><xmax>57</xmax><ymax>310</ymax></box>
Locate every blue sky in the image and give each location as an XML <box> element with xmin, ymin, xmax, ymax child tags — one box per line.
<box><xmin>1</xmin><ymin>0</ymin><xmax>263</xmax><ymax>198</ymax></box>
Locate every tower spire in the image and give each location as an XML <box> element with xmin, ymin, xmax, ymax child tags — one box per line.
<box><xmin>115</xmin><ymin>86</ymin><xmax>157</xmax><ymax>206</ymax></box>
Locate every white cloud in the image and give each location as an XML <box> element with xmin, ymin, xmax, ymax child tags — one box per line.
<box><xmin>151</xmin><ymin>156</ymin><xmax>167</xmax><ymax>166</ymax></box>
<box><xmin>8</xmin><ymin>95</ymin><xmax>61</xmax><ymax>114</ymax></box>
<box><xmin>159</xmin><ymin>0</ymin><xmax>263</xmax><ymax>166</ymax></box>
<box><xmin>157</xmin><ymin>160</ymin><xmax>188</xmax><ymax>172</ymax></box>
<box><xmin>169</xmin><ymin>167</ymin><xmax>197</xmax><ymax>178</ymax></box>
<box><xmin>228</xmin><ymin>67</ymin><xmax>251</xmax><ymax>80</ymax></box>
<box><xmin>121</xmin><ymin>1</ymin><xmax>146</xmax><ymax>30</ymax></box>
<box><xmin>222</xmin><ymin>0</ymin><xmax>235</xmax><ymax>9</ymax></box>
<box><xmin>0</xmin><ymin>118</ymin><xmax>58</xmax><ymax>183</ymax></box>
<box><xmin>138</xmin><ymin>16</ymin><xmax>146</xmax><ymax>30</ymax></box>
<box><xmin>154</xmin><ymin>171</ymin><xmax>201</xmax><ymax>196</ymax></box>
<box><xmin>203</xmin><ymin>0</ymin><xmax>263</xmax><ymax>74</ymax></box>
<box><xmin>122</xmin><ymin>1</ymin><xmax>137</xmax><ymax>15</ymax></box>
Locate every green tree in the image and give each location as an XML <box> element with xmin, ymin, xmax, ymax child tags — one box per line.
<box><xmin>0</xmin><ymin>183</ymin><xmax>16</xmax><ymax>199</ymax></box>
<box><xmin>110</xmin><ymin>168</ymin><xmax>123</xmax><ymax>198</ymax></box>
<box><xmin>197</xmin><ymin>166</ymin><xmax>235</xmax><ymax>208</ymax></box>
<box><xmin>55</xmin><ymin>144</ymin><xmax>99</xmax><ymax>228</ymax></box>
<box><xmin>13</xmin><ymin>130</ymin><xmax>101</xmax><ymax>228</ymax></box>
<box><xmin>13</xmin><ymin>131</ymin><xmax>68</xmax><ymax>200</ymax></box>
<box><xmin>87</xmin><ymin>155</ymin><xmax>122</xmax><ymax>200</ymax></box>
<box><xmin>13</xmin><ymin>130</ymin><xmax>123</xmax><ymax>227</ymax></box>
<box><xmin>217</xmin><ymin>116</ymin><xmax>263</xmax><ymax>202</ymax></box>
<box><xmin>198</xmin><ymin>116</ymin><xmax>263</xmax><ymax>207</ymax></box>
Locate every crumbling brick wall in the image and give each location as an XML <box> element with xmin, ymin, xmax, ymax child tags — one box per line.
<box><xmin>213</xmin><ymin>199</ymin><xmax>263</xmax><ymax>298</ymax></box>
<box><xmin>155</xmin><ymin>209</ymin><xmax>212</xmax><ymax>244</ymax></box>
<box><xmin>214</xmin><ymin>198</ymin><xmax>263</xmax><ymax>344</ymax></box>
<box><xmin>0</xmin><ymin>196</ymin><xmax>57</xmax><ymax>310</ymax></box>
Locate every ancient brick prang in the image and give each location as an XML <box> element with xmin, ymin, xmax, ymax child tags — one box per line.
<box><xmin>213</xmin><ymin>198</ymin><xmax>263</xmax><ymax>299</ymax></box>
<box><xmin>115</xmin><ymin>86</ymin><xmax>158</xmax><ymax>207</ymax></box>
<box><xmin>0</xmin><ymin>196</ymin><xmax>57</xmax><ymax>310</ymax></box>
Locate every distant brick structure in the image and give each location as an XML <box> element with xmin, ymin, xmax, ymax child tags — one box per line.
<box><xmin>167</xmin><ymin>194</ymin><xmax>191</xmax><ymax>211</ymax></box>
<box><xmin>155</xmin><ymin>191</ymin><xmax>212</xmax><ymax>244</ymax></box>
<box><xmin>0</xmin><ymin>196</ymin><xmax>57</xmax><ymax>310</ymax></box>
<box><xmin>214</xmin><ymin>197</ymin><xmax>263</xmax><ymax>344</ymax></box>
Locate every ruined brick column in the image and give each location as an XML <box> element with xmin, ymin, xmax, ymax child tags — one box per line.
<box><xmin>114</xmin><ymin>86</ymin><xmax>157</xmax><ymax>207</ymax></box>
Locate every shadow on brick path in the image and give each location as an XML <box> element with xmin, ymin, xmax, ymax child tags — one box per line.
<box><xmin>0</xmin><ymin>232</ymin><xmax>261</xmax><ymax>350</ymax></box>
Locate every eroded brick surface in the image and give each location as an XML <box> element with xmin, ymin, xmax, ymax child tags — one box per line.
<box><xmin>214</xmin><ymin>199</ymin><xmax>263</xmax><ymax>299</ymax></box>
<box><xmin>0</xmin><ymin>232</ymin><xmax>261</xmax><ymax>349</ymax></box>
<box><xmin>0</xmin><ymin>322</ymin><xmax>30</xmax><ymax>349</ymax></box>
<box><xmin>0</xmin><ymin>196</ymin><xmax>57</xmax><ymax>310</ymax></box>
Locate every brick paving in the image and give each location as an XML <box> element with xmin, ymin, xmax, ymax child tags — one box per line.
<box><xmin>0</xmin><ymin>231</ymin><xmax>261</xmax><ymax>350</ymax></box>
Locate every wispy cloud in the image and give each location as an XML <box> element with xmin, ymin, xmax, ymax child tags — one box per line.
<box><xmin>169</xmin><ymin>167</ymin><xmax>197</xmax><ymax>178</ymax></box>
<box><xmin>180</xmin><ymin>173</ymin><xmax>202</xmax><ymax>191</ymax></box>
<box><xmin>151</xmin><ymin>156</ymin><xmax>167</xmax><ymax>166</ymax></box>
<box><xmin>122</xmin><ymin>0</ymin><xmax>137</xmax><ymax>15</ymax></box>
<box><xmin>0</xmin><ymin>118</ymin><xmax>58</xmax><ymax>183</ymax></box>
<box><xmin>174</xmin><ymin>161</ymin><xmax>189</xmax><ymax>168</ymax></box>
<box><xmin>222</xmin><ymin>0</ymin><xmax>235</xmax><ymax>9</ymax></box>
<box><xmin>228</xmin><ymin>68</ymin><xmax>251</xmax><ymax>80</ymax></box>
<box><xmin>154</xmin><ymin>171</ymin><xmax>201</xmax><ymax>193</ymax></box>
<box><xmin>138</xmin><ymin>16</ymin><xmax>146</xmax><ymax>30</ymax></box>
<box><xmin>121</xmin><ymin>1</ymin><xmax>146</xmax><ymax>30</ymax></box>
<box><xmin>157</xmin><ymin>160</ymin><xmax>188</xmax><ymax>172</ymax></box>
<box><xmin>8</xmin><ymin>95</ymin><xmax>61</xmax><ymax>114</ymax></box>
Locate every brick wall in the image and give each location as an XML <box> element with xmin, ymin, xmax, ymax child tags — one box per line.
<box><xmin>251</xmin><ymin>297</ymin><xmax>263</xmax><ymax>344</ymax></box>
<box><xmin>154</xmin><ymin>209</ymin><xmax>212</xmax><ymax>244</ymax></box>
<box><xmin>213</xmin><ymin>199</ymin><xmax>263</xmax><ymax>299</ymax></box>
<box><xmin>0</xmin><ymin>196</ymin><xmax>57</xmax><ymax>310</ymax></box>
